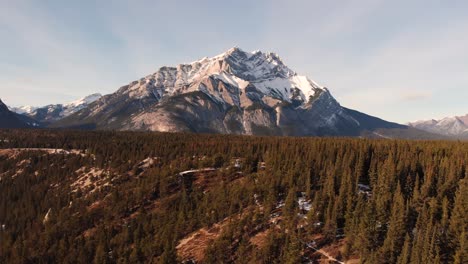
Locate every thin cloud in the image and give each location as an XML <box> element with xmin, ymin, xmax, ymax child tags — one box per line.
<box><xmin>400</xmin><ymin>91</ymin><xmax>432</xmax><ymax>101</ymax></box>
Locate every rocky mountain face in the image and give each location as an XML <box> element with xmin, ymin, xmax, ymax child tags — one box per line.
<box><xmin>0</xmin><ymin>99</ymin><xmax>34</xmax><ymax>128</ymax></box>
<box><xmin>53</xmin><ymin>48</ymin><xmax>434</xmax><ymax>138</ymax></box>
<box><xmin>11</xmin><ymin>93</ymin><xmax>102</xmax><ymax>124</ymax></box>
<box><xmin>408</xmin><ymin>114</ymin><xmax>468</xmax><ymax>138</ymax></box>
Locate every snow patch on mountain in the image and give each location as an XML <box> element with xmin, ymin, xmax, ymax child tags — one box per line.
<box><xmin>10</xmin><ymin>105</ymin><xmax>38</xmax><ymax>114</ymax></box>
<box><xmin>61</xmin><ymin>93</ymin><xmax>102</xmax><ymax>117</ymax></box>
<box><xmin>214</xmin><ymin>72</ymin><xmax>249</xmax><ymax>90</ymax></box>
<box><xmin>66</xmin><ymin>93</ymin><xmax>102</xmax><ymax>109</ymax></box>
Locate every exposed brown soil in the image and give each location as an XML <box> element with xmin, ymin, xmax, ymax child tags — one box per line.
<box><xmin>249</xmin><ymin>229</ymin><xmax>271</xmax><ymax>249</ymax></box>
<box><xmin>306</xmin><ymin>238</ymin><xmax>360</xmax><ymax>264</ymax></box>
<box><xmin>176</xmin><ymin>223</ymin><xmax>225</xmax><ymax>263</ymax></box>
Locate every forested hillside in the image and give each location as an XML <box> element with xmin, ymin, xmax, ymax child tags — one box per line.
<box><xmin>0</xmin><ymin>130</ymin><xmax>466</xmax><ymax>263</ymax></box>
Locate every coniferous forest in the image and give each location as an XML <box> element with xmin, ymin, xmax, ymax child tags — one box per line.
<box><xmin>0</xmin><ymin>129</ymin><xmax>466</xmax><ymax>263</ymax></box>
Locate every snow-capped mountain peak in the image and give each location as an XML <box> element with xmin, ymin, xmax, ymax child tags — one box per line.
<box><xmin>123</xmin><ymin>48</ymin><xmax>323</xmax><ymax>105</ymax></box>
<box><xmin>11</xmin><ymin>93</ymin><xmax>102</xmax><ymax>123</ymax></box>
<box><xmin>408</xmin><ymin>114</ymin><xmax>468</xmax><ymax>137</ymax></box>
<box><xmin>9</xmin><ymin>105</ymin><xmax>38</xmax><ymax>115</ymax></box>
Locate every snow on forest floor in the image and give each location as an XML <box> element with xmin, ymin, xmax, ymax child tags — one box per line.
<box><xmin>0</xmin><ymin>148</ymin><xmax>86</xmax><ymax>158</ymax></box>
<box><xmin>178</xmin><ymin>168</ymin><xmax>217</xmax><ymax>177</ymax></box>
<box><xmin>298</xmin><ymin>194</ymin><xmax>312</xmax><ymax>212</ymax></box>
<box><xmin>71</xmin><ymin>167</ymin><xmax>110</xmax><ymax>194</ymax></box>
<box><xmin>137</xmin><ymin>157</ymin><xmax>159</xmax><ymax>169</ymax></box>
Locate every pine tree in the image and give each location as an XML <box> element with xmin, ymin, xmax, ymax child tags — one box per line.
<box><xmin>158</xmin><ymin>241</ymin><xmax>178</xmax><ymax>264</ymax></box>
<box><xmin>396</xmin><ymin>233</ymin><xmax>412</xmax><ymax>264</ymax></box>
<box><xmin>449</xmin><ymin>178</ymin><xmax>467</xmax><ymax>260</ymax></box>
<box><xmin>283</xmin><ymin>232</ymin><xmax>301</xmax><ymax>264</ymax></box>
<box><xmin>379</xmin><ymin>184</ymin><xmax>407</xmax><ymax>263</ymax></box>
<box><xmin>283</xmin><ymin>186</ymin><xmax>297</xmax><ymax>219</ymax></box>
<box><xmin>93</xmin><ymin>242</ymin><xmax>109</xmax><ymax>264</ymax></box>
<box><xmin>453</xmin><ymin>231</ymin><xmax>467</xmax><ymax>264</ymax></box>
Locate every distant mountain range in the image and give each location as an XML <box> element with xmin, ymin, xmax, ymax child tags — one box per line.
<box><xmin>408</xmin><ymin>114</ymin><xmax>468</xmax><ymax>139</ymax></box>
<box><xmin>0</xmin><ymin>47</ymin><xmax>458</xmax><ymax>139</ymax></box>
<box><xmin>0</xmin><ymin>99</ymin><xmax>38</xmax><ymax>128</ymax></box>
<box><xmin>10</xmin><ymin>93</ymin><xmax>102</xmax><ymax>124</ymax></box>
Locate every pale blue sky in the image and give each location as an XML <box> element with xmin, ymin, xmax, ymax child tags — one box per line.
<box><xmin>1</xmin><ymin>0</ymin><xmax>467</xmax><ymax>123</ymax></box>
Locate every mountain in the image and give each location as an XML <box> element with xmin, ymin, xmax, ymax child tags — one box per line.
<box><xmin>11</xmin><ymin>93</ymin><xmax>102</xmax><ymax>123</ymax></box>
<box><xmin>54</xmin><ymin>47</ymin><xmax>435</xmax><ymax>138</ymax></box>
<box><xmin>408</xmin><ymin>114</ymin><xmax>468</xmax><ymax>139</ymax></box>
<box><xmin>0</xmin><ymin>99</ymin><xmax>34</xmax><ymax>128</ymax></box>
<box><xmin>11</xmin><ymin>105</ymin><xmax>38</xmax><ymax>115</ymax></box>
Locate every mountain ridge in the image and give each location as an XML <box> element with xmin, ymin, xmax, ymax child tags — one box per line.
<box><xmin>10</xmin><ymin>93</ymin><xmax>102</xmax><ymax>124</ymax></box>
<box><xmin>408</xmin><ymin>114</ymin><xmax>468</xmax><ymax>139</ymax></box>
